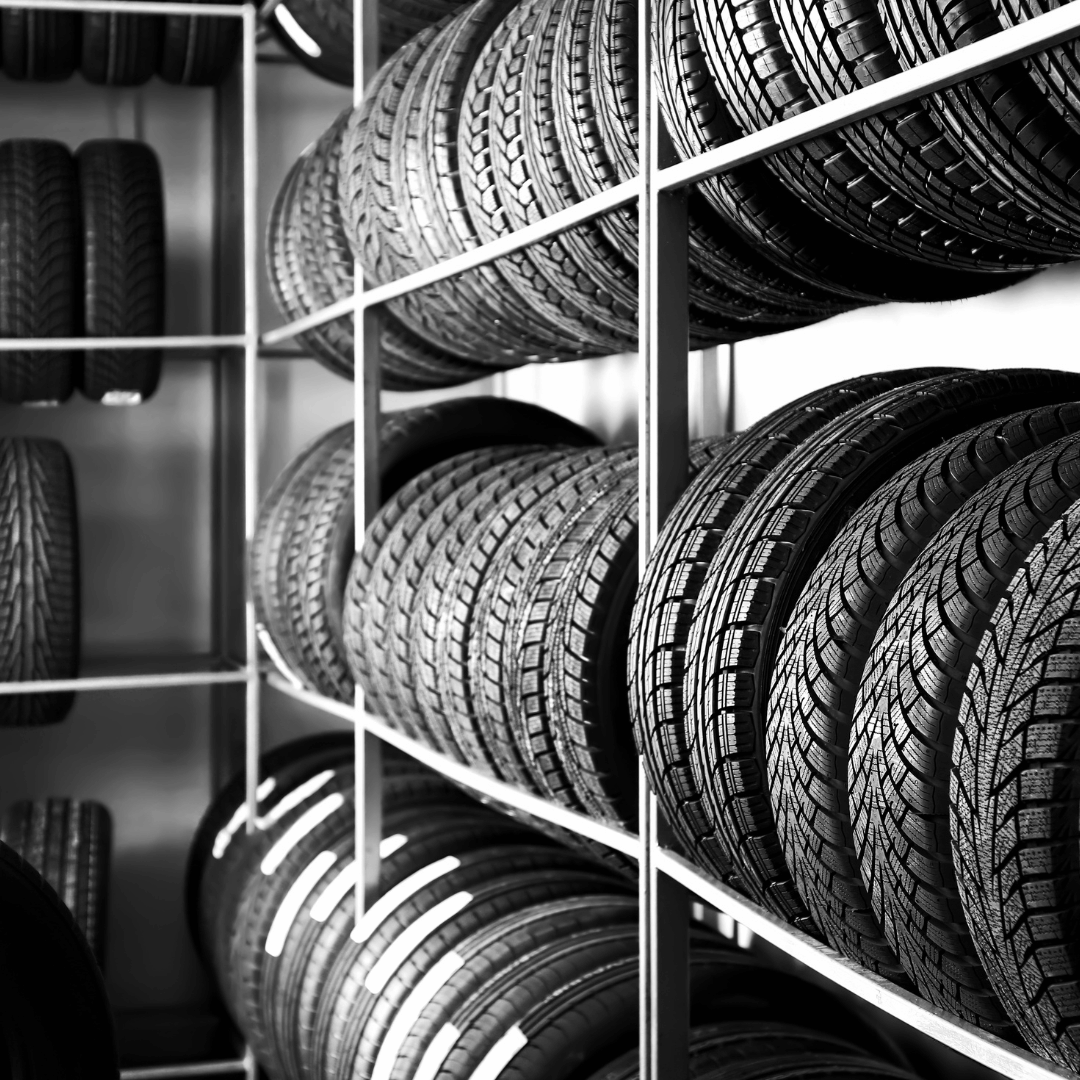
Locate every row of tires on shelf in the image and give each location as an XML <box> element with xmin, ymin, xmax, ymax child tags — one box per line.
<box><xmin>256</xmin><ymin>368</ymin><xmax>1080</xmax><ymax>1071</ymax></box>
<box><xmin>0</xmin><ymin>5</ymin><xmax>238</xmax><ymax>84</ymax></box>
<box><xmin>270</xmin><ymin>0</ymin><xmax>1080</xmax><ymax>387</ymax></box>
<box><xmin>0</xmin><ymin>137</ymin><xmax>165</xmax><ymax>406</ymax></box>
<box><xmin>190</xmin><ymin>732</ymin><xmax>922</xmax><ymax>1080</ymax></box>
<box><xmin>0</xmin><ymin>798</ymin><xmax>116</xmax><ymax>1077</ymax></box>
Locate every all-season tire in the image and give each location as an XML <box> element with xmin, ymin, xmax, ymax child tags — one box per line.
<box><xmin>80</xmin><ymin>9</ymin><xmax>162</xmax><ymax>84</ymax></box>
<box><xmin>77</xmin><ymin>140</ymin><xmax>165</xmax><ymax>405</ymax></box>
<box><xmin>0</xmin><ymin>140</ymin><xmax>79</xmax><ymax>405</ymax></box>
<box><xmin>2</xmin><ymin>9</ymin><xmax>79</xmax><ymax>79</ymax></box>
<box><xmin>0</xmin><ymin>438</ymin><xmax>79</xmax><ymax>726</ymax></box>
<box><xmin>158</xmin><ymin>4</ymin><xmax>240</xmax><ymax>84</ymax></box>
<box><xmin>952</xmin><ymin>501</ymin><xmax>1080</xmax><ymax>1069</ymax></box>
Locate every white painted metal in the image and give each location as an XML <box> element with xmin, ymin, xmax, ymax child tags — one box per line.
<box><xmin>0</xmin><ymin>669</ymin><xmax>248</xmax><ymax>694</ymax></box>
<box><xmin>119</xmin><ymin>1061</ymin><xmax>249</xmax><ymax>1080</ymax></box>
<box><xmin>0</xmin><ymin>335</ymin><xmax>247</xmax><ymax>350</ymax></box>
<box><xmin>263</xmin><ymin>673</ymin><xmax>641</xmax><ymax>858</ymax></box>
<box><xmin>0</xmin><ymin>0</ymin><xmax>244</xmax><ymax>12</ymax></box>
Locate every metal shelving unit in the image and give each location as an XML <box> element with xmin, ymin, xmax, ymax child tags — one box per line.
<box><xmin>0</xmin><ymin>1</ymin><xmax>259</xmax><ymax>1075</ymax></box>
<box><xmin>256</xmin><ymin>0</ymin><xmax>1080</xmax><ymax>1078</ymax></box>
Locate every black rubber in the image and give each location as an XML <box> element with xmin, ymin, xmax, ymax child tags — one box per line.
<box><xmin>849</xmin><ymin>433</ymin><xmax>1080</xmax><ymax>1030</ymax></box>
<box><xmin>952</xmin><ymin>501</ymin><xmax>1080</xmax><ymax>1069</ymax></box>
<box><xmin>456</xmin><ymin>450</ymin><xmax>635</xmax><ymax>788</ymax></box>
<box><xmin>768</xmin><ymin>401</ymin><xmax>1080</xmax><ymax>982</ymax></box>
<box><xmin>685</xmin><ymin>368</ymin><xmax>1080</xmax><ymax>932</ymax></box>
<box><xmin>628</xmin><ymin>370</ymin><xmax>949</xmax><ymax>891</ymax></box>
<box><xmin>268</xmin><ymin>0</ymin><xmax>352</xmax><ymax>83</ymax></box>
<box><xmin>0</xmin><ymin>438</ymin><xmax>79</xmax><ymax>727</ymax></box>
<box><xmin>158</xmin><ymin>1</ymin><xmax>240</xmax><ymax>84</ymax></box>
<box><xmin>1</xmin><ymin>798</ymin><xmax>112</xmax><ymax>968</ymax></box>
<box><xmin>77</xmin><ymin>140</ymin><xmax>165</xmax><ymax>405</ymax></box>
<box><xmin>2</xmin><ymin>8</ymin><xmax>79</xmax><ymax>79</ymax></box>
<box><xmin>0</xmin><ymin>841</ymin><xmax>118</xmax><ymax>1079</ymax></box>
<box><xmin>80</xmin><ymin>7</ymin><xmax>162</xmax><ymax>84</ymax></box>
<box><xmin>0</xmin><ymin>139</ymin><xmax>79</xmax><ymax>405</ymax></box>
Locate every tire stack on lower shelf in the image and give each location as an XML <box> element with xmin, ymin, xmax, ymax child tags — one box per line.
<box><xmin>188</xmin><ymin>734</ymin><xmax>926</xmax><ymax>1080</ymax></box>
<box><xmin>269</xmin><ymin>0</ymin><xmax>1080</xmax><ymax>387</ymax></box>
<box><xmin>630</xmin><ymin>365</ymin><xmax>1080</xmax><ymax>1070</ymax></box>
<box><xmin>0</xmin><ymin>137</ymin><xmax>165</xmax><ymax>405</ymax></box>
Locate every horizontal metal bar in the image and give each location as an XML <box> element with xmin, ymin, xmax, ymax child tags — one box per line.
<box><xmin>263</xmin><ymin>672</ymin><xmax>641</xmax><ymax>858</ymax></box>
<box><xmin>657</xmin><ymin>3</ymin><xmax>1080</xmax><ymax>190</ymax></box>
<box><xmin>0</xmin><ymin>669</ymin><xmax>249</xmax><ymax>695</ymax></box>
<box><xmin>656</xmin><ymin>848</ymin><xmax>1076</xmax><ymax>1080</ymax></box>
<box><xmin>259</xmin><ymin>178</ymin><xmax>642</xmax><ymax>345</ymax></box>
<box><xmin>0</xmin><ymin>335</ymin><xmax>247</xmax><ymax>351</ymax></box>
<box><xmin>0</xmin><ymin>0</ymin><xmax>246</xmax><ymax>13</ymax></box>
<box><xmin>120</xmin><ymin>1060</ymin><xmax>249</xmax><ymax>1080</ymax></box>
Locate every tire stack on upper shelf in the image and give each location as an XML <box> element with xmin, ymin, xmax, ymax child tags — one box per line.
<box><xmin>189</xmin><ymin>733</ymin><xmax>927</xmax><ymax>1080</ymax></box>
<box><xmin>0</xmin><ymin>137</ymin><xmax>165</xmax><ymax>406</ymax></box>
<box><xmin>630</xmin><ymin>366</ymin><xmax>1080</xmax><ymax>1071</ymax></box>
<box><xmin>1</xmin><ymin>3</ymin><xmax>238</xmax><ymax>84</ymax></box>
<box><xmin>267</xmin><ymin>0</ymin><xmax>1080</xmax><ymax>387</ymax></box>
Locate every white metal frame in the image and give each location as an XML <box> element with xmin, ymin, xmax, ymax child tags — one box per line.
<box><xmin>257</xmin><ymin>3</ymin><xmax>1080</xmax><ymax>1080</ymax></box>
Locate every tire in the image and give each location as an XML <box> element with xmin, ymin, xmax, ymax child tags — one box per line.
<box><xmin>0</xmin><ymin>140</ymin><xmax>79</xmax><ymax>405</ymax></box>
<box><xmin>317</xmin><ymin>846</ymin><xmax>628</xmax><ymax>1080</ymax></box>
<box><xmin>269</xmin><ymin>0</ymin><xmax>352</xmax><ymax>85</ymax></box>
<box><xmin>0</xmin><ymin>438</ymin><xmax>79</xmax><ymax>726</ymax></box>
<box><xmin>0</xmin><ymin>798</ymin><xmax>111</xmax><ymax>968</ymax></box>
<box><xmin>377</xmin><ymin>449</ymin><xmax>567</xmax><ymax>747</ymax></box>
<box><xmin>0</xmin><ymin>841</ymin><xmax>118</xmax><ymax>1079</ymax></box>
<box><xmin>849</xmin><ymin>432</ymin><xmax>1080</xmax><ymax>1030</ymax></box>
<box><xmin>157</xmin><ymin>5</ymin><xmax>240</xmax><ymax>84</ymax></box>
<box><xmin>768</xmin><ymin>400</ymin><xmax>1080</xmax><ymax>981</ymax></box>
<box><xmin>388</xmin><ymin>900</ymin><xmax>639</xmax><ymax>1080</ymax></box>
<box><xmin>652</xmin><ymin>0</ymin><xmax>1030</xmax><ymax>304</ymax></box>
<box><xmin>77</xmin><ymin>140</ymin><xmax>165</xmax><ymax>405</ymax></box>
<box><xmin>951</xmin><ymin>501</ymin><xmax>1080</xmax><ymax>1069</ymax></box>
<box><xmin>80</xmin><ymin>9</ymin><xmax>162</xmax><ymax>84</ymax></box>
<box><xmin>689</xmin><ymin>0</ymin><xmax>1064</xmax><ymax>271</ymax></box>
<box><xmin>1</xmin><ymin>9</ymin><xmax>78</xmax><ymax>79</ymax></box>
<box><xmin>448</xmin><ymin>449</ymin><xmax>635</xmax><ymax>785</ymax></box>
<box><xmin>629</xmin><ymin>369</ymin><xmax>949</xmax><ymax>890</ymax></box>
<box><xmin>685</xmin><ymin>368</ymin><xmax>1080</xmax><ymax>931</ymax></box>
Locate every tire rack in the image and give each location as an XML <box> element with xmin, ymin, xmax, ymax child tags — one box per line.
<box><xmin>253</xmin><ymin>7</ymin><xmax>1080</xmax><ymax>1080</ymax></box>
<box><xmin>0</xmin><ymin>2</ymin><xmax>260</xmax><ymax>1077</ymax></box>
<box><xmin>258</xmin><ymin>0</ymin><xmax>1080</xmax><ymax>1079</ymax></box>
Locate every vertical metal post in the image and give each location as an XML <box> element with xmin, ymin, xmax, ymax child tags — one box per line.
<box><xmin>724</xmin><ymin>344</ymin><xmax>736</xmax><ymax>436</ymax></box>
<box><xmin>638</xmin><ymin>0</ymin><xmax>691</xmax><ymax>1075</ymax></box>
<box><xmin>354</xmin><ymin>0</ymin><xmax>383</xmax><ymax>919</ymax></box>
<box><xmin>242</xmin><ymin>4</ymin><xmax>261</xmax><ymax>832</ymax></box>
<box><xmin>211</xmin><ymin>11</ymin><xmax>257</xmax><ymax>810</ymax></box>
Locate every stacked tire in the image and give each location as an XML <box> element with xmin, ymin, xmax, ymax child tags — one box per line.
<box><xmin>270</xmin><ymin>0</ymin><xmax>1080</xmax><ymax>386</ymax></box>
<box><xmin>189</xmin><ymin>734</ymin><xmax>923</xmax><ymax>1080</ymax></box>
<box><xmin>0</xmin><ymin>138</ymin><xmax>165</xmax><ymax>406</ymax></box>
<box><xmin>2</xmin><ymin>4</ymin><xmax>238</xmax><ymax>84</ymax></box>
<box><xmin>345</xmin><ymin>433</ymin><xmax>735</xmax><ymax>828</ymax></box>
<box><xmin>630</xmin><ymin>366</ymin><xmax>1080</xmax><ymax>1068</ymax></box>
<box><xmin>0</xmin><ymin>437</ymin><xmax>80</xmax><ymax>725</ymax></box>
<box><xmin>1</xmin><ymin>798</ymin><xmax>112</xmax><ymax>968</ymax></box>
<box><xmin>252</xmin><ymin>397</ymin><xmax>599</xmax><ymax>699</ymax></box>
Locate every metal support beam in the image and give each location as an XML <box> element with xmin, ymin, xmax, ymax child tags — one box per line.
<box><xmin>353</xmin><ymin>0</ymin><xmax>383</xmax><ymax>919</ymax></box>
<box><xmin>638</xmin><ymin>0</ymin><xmax>691</xmax><ymax>1053</ymax></box>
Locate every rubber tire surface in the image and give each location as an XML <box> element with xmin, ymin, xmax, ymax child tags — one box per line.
<box><xmin>685</xmin><ymin>368</ymin><xmax>1080</xmax><ymax>931</ymax></box>
<box><xmin>158</xmin><ymin>2</ymin><xmax>240</xmax><ymax>84</ymax></box>
<box><xmin>0</xmin><ymin>438</ymin><xmax>79</xmax><ymax>726</ymax></box>
<box><xmin>951</xmin><ymin>501</ymin><xmax>1080</xmax><ymax>1068</ymax></box>
<box><xmin>0</xmin><ymin>140</ymin><xmax>79</xmax><ymax>404</ymax></box>
<box><xmin>849</xmin><ymin>432</ymin><xmax>1080</xmax><ymax>1030</ymax></box>
<box><xmin>629</xmin><ymin>369</ymin><xmax>950</xmax><ymax>889</ymax></box>
<box><xmin>77</xmin><ymin>140</ymin><xmax>165</xmax><ymax>404</ymax></box>
<box><xmin>1</xmin><ymin>798</ymin><xmax>112</xmax><ymax>967</ymax></box>
<box><xmin>768</xmin><ymin>400</ymin><xmax>1080</xmax><ymax>980</ymax></box>
<box><xmin>2</xmin><ymin>8</ymin><xmax>78</xmax><ymax>78</ymax></box>
<box><xmin>80</xmin><ymin>8</ymin><xmax>162</xmax><ymax>84</ymax></box>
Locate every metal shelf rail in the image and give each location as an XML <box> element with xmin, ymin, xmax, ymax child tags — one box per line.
<box><xmin>0</xmin><ymin>2</ymin><xmax>260</xmax><ymax>1077</ymax></box>
<box><xmin>257</xmin><ymin>2</ymin><xmax>1080</xmax><ymax>1080</ymax></box>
